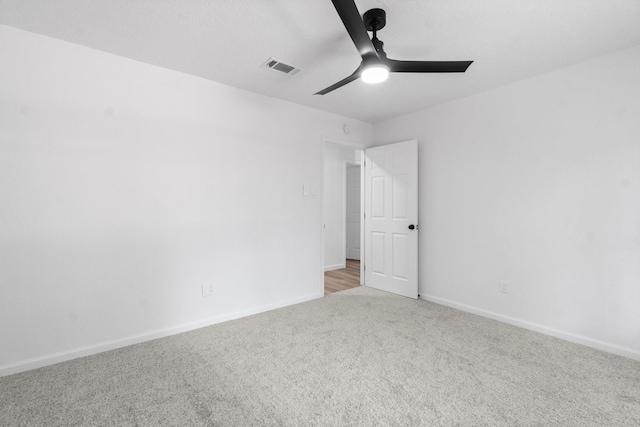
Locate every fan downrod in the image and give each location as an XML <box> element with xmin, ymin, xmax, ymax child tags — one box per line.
<box><xmin>363</xmin><ymin>8</ymin><xmax>386</xmax><ymax>32</ymax></box>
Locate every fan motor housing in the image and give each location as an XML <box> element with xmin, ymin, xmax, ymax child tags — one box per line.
<box><xmin>363</xmin><ymin>8</ymin><xmax>386</xmax><ymax>32</ymax></box>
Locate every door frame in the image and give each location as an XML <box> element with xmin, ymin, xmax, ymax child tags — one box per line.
<box><xmin>345</xmin><ymin>161</ymin><xmax>362</xmax><ymax>261</ymax></box>
<box><xmin>321</xmin><ymin>137</ymin><xmax>365</xmax><ymax>293</ymax></box>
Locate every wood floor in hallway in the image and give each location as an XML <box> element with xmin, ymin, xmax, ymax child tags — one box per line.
<box><xmin>324</xmin><ymin>259</ymin><xmax>360</xmax><ymax>295</ymax></box>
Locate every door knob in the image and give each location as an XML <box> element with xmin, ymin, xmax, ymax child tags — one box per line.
<box><xmin>408</xmin><ymin>224</ymin><xmax>416</xmax><ymax>230</ymax></box>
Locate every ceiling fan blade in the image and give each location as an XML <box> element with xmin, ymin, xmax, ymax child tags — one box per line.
<box><xmin>387</xmin><ymin>59</ymin><xmax>473</xmax><ymax>73</ymax></box>
<box><xmin>314</xmin><ymin>67</ymin><xmax>361</xmax><ymax>95</ymax></box>
<box><xmin>331</xmin><ymin>0</ymin><xmax>377</xmax><ymax>58</ymax></box>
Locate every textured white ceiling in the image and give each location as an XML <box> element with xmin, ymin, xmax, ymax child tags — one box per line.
<box><xmin>1</xmin><ymin>0</ymin><xmax>640</xmax><ymax>123</ymax></box>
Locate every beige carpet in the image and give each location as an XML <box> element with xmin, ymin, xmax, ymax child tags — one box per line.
<box><xmin>1</xmin><ymin>286</ymin><xmax>639</xmax><ymax>426</ymax></box>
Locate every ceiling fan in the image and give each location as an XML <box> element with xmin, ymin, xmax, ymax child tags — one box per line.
<box><xmin>315</xmin><ymin>0</ymin><xmax>473</xmax><ymax>95</ymax></box>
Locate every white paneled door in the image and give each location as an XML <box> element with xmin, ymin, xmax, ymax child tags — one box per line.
<box><xmin>364</xmin><ymin>140</ymin><xmax>418</xmax><ymax>299</ymax></box>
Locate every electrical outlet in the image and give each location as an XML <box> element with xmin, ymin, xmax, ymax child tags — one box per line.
<box><xmin>202</xmin><ymin>283</ymin><xmax>214</xmax><ymax>297</ymax></box>
<box><xmin>500</xmin><ymin>281</ymin><xmax>509</xmax><ymax>293</ymax></box>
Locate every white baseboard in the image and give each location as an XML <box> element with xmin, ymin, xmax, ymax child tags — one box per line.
<box><xmin>0</xmin><ymin>291</ymin><xmax>323</xmax><ymax>377</ymax></box>
<box><xmin>324</xmin><ymin>263</ymin><xmax>345</xmax><ymax>272</ymax></box>
<box><xmin>421</xmin><ymin>294</ymin><xmax>640</xmax><ymax>361</ymax></box>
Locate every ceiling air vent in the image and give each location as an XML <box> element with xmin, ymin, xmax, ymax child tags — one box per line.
<box><xmin>262</xmin><ymin>57</ymin><xmax>301</xmax><ymax>76</ymax></box>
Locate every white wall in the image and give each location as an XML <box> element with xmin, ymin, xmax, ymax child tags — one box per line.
<box><xmin>0</xmin><ymin>25</ymin><xmax>372</xmax><ymax>374</ymax></box>
<box><xmin>323</xmin><ymin>143</ymin><xmax>361</xmax><ymax>270</ymax></box>
<box><xmin>2</xmin><ymin>23</ymin><xmax>637</xmax><ymax>374</ymax></box>
<box><xmin>373</xmin><ymin>45</ymin><xmax>640</xmax><ymax>359</ymax></box>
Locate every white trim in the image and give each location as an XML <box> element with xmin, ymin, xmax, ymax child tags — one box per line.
<box><xmin>344</xmin><ymin>161</ymin><xmax>361</xmax><ymax>262</ymax></box>
<box><xmin>321</xmin><ymin>136</ymin><xmax>366</xmax><ymax>151</ymax></box>
<box><xmin>0</xmin><ymin>292</ymin><xmax>323</xmax><ymax>377</ymax></box>
<box><xmin>359</xmin><ymin>150</ymin><xmax>365</xmax><ymax>285</ymax></box>
<box><xmin>421</xmin><ymin>294</ymin><xmax>640</xmax><ymax>361</ymax></box>
<box><xmin>341</xmin><ymin>160</ymin><xmax>347</xmax><ymax>264</ymax></box>
<box><xmin>324</xmin><ymin>263</ymin><xmax>346</xmax><ymax>272</ymax></box>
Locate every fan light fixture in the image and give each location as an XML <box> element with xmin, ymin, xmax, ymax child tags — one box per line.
<box><xmin>361</xmin><ymin>64</ymin><xmax>389</xmax><ymax>84</ymax></box>
<box><xmin>314</xmin><ymin>4</ymin><xmax>473</xmax><ymax>95</ymax></box>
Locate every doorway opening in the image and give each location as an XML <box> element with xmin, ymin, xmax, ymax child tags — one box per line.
<box><xmin>324</xmin><ymin>259</ymin><xmax>360</xmax><ymax>295</ymax></box>
<box><xmin>322</xmin><ymin>141</ymin><xmax>364</xmax><ymax>295</ymax></box>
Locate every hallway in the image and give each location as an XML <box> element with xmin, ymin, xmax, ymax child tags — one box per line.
<box><xmin>324</xmin><ymin>259</ymin><xmax>360</xmax><ymax>295</ymax></box>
